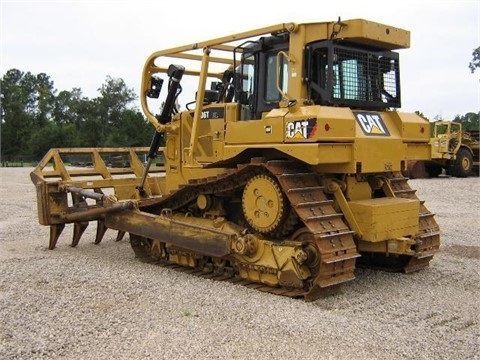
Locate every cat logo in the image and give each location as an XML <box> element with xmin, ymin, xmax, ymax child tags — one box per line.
<box><xmin>285</xmin><ymin>118</ymin><xmax>317</xmax><ymax>139</ymax></box>
<box><xmin>354</xmin><ymin>112</ymin><xmax>390</xmax><ymax>136</ymax></box>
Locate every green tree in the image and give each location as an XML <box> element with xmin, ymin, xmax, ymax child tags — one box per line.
<box><xmin>76</xmin><ymin>99</ymin><xmax>106</xmax><ymax>147</ymax></box>
<box><xmin>28</xmin><ymin>122</ymin><xmax>79</xmax><ymax>160</ymax></box>
<box><xmin>51</xmin><ymin>88</ymin><xmax>94</xmax><ymax>149</ymax></box>
<box><xmin>34</xmin><ymin>73</ymin><xmax>56</xmax><ymax>128</ymax></box>
<box><xmin>1</xmin><ymin>69</ymin><xmax>59</xmax><ymax>160</ymax></box>
<box><xmin>1</xmin><ymin>68</ymin><xmax>153</xmax><ymax>161</ymax></box>
<box><xmin>1</xmin><ymin>69</ymin><xmax>36</xmax><ymax>159</ymax></box>
<box><xmin>105</xmin><ymin>109</ymin><xmax>152</xmax><ymax>147</ymax></box>
<box><xmin>468</xmin><ymin>46</ymin><xmax>480</xmax><ymax>74</ymax></box>
<box><xmin>97</xmin><ymin>76</ymin><xmax>136</xmax><ymax>126</ymax></box>
<box><xmin>53</xmin><ymin>88</ymin><xmax>84</xmax><ymax>125</ymax></box>
<box><xmin>453</xmin><ymin>112</ymin><xmax>480</xmax><ymax>131</ymax></box>
<box><xmin>74</xmin><ymin>76</ymin><xmax>140</xmax><ymax>147</ymax></box>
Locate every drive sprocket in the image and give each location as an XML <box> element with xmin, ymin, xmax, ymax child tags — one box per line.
<box><xmin>241</xmin><ymin>174</ymin><xmax>288</xmax><ymax>235</ymax></box>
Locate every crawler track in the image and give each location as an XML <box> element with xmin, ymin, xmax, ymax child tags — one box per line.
<box><xmin>132</xmin><ymin>159</ymin><xmax>359</xmax><ymax>300</ymax></box>
<box><xmin>131</xmin><ymin>161</ymin><xmax>439</xmax><ymax>300</ymax></box>
<box><xmin>130</xmin><ymin>241</ymin><xmax>308</xmax><ymax>298</ymax></box>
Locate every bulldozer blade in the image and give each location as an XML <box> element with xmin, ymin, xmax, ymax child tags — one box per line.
<box><xmin>94</xmin><ymin>220</ymin><xmax>108</xmax><ymax>244</ymax></box>
<box><xmin>116</xmin><ymin>230</ymin><xmax>126</xmax><ymax>242</ymax></box>
<box><xmin>49</xmin><ymin>224</ymin><xmax>65</xmax><ymax>250</ymax></box>
<box><xmin>71</xmin><ymin>222</ymin><xmax>89</xmax><ymax>247</ymax></box>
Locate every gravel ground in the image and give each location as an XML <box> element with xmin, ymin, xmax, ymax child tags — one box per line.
<box><xmin>0</xmin><ymin>167</ymin><xmax>479</xmax><ymax>360</ymax></box>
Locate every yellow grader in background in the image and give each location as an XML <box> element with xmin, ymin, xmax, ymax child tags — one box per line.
<box><xmin>31</xmin><ymin>18</ymin><xmax>440</xmax><ymax>301</ymax></box>
<box><xmin>404</xmin><ymin>121</ymin><xmax>480</xmax><ymax>178</ymax></box>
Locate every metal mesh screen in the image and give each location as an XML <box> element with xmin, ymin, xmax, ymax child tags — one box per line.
<box><xmin>332</xmin><ymin>47</ymin><xmax>399</xmax><ymax>106</ymax></box>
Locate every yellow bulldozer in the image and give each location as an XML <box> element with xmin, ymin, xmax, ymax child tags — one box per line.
<box><xmin>31</xmin><ymin>18</ymin><xmax>440</xmax><ymax>301</ymax></box>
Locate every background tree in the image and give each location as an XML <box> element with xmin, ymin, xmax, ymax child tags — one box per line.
<box><xmin>1</xmin><ymin>69</ymin><xmax>154</xmax><ymax>162</ymax></box>
<box><xmin>34</xmin><ymin>73</ymin><xmax>56</xmax><ymax>128</ymax></box>
<box><xmin>53</xmin><ymin>88</ymin><xmax>84</xmax><ymax>126</ymax></box>
<box><xmin>80</xmin><ymin>76</ymin><xmax>150</xmax><ymax>147</ymax></box>
<box><xmin>468</xmin><ymin>46</ymin><xmax>480</xmax><ymax>74</ymax></box>
<box><xmin>105</xmin><ymin>109</ymin><xmax>152</xmax><ymax>147</ymax></box>
<box><xmin>453</xmin><ymin>112</ymin><xmax>479</xmax><ymax>131</ymax></box>
<box><xmin>28</xmin><ymin>122</ymin><xmax>78</xmax><ymax>159</ymax></box>
<box><xmin>1</xmin><ymin>69</ymin><xmax>37</xmax><ymax>159</ymax></box>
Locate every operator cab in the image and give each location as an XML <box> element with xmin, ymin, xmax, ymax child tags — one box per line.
<box><xmin>234</xmin><ymin>33</ymin><xmax>289</xmax><ymax>120</ymax></box>
<box><xmin>234</xmin><ymin>33</ymin><xmax>401</xmax><ymax>120</ymax></box>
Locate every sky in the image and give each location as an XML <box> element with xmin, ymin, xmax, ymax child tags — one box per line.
<box><xmin>1</xmin><ymin>0</ymin><xmax>479</xmax><ymax>121</ymax></box>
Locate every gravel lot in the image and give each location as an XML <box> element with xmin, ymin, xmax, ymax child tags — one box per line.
<box><xmin>1</xmin><ymin>167</ymin><xmax>479</xmax><ymax>360</ymax></box>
